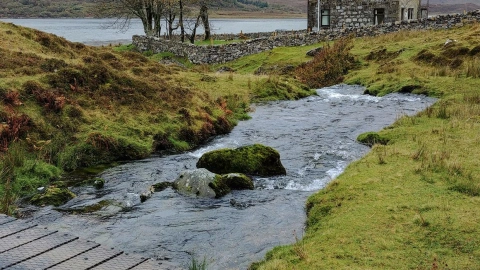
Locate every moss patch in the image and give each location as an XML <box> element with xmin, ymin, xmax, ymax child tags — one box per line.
<box><xmin>356</xmin><ymin>131</ymin><xmax>390</xmax><ymax>147</ymax></box>
<box><xmin>196</xmin><ymin>144</ymin><xmax>286</xmax><ymax>176</ymax></box>
<box><xmin>30</xmin><ymin>187</ymin><xmax>76</xmax><ymax>207</ymax></box>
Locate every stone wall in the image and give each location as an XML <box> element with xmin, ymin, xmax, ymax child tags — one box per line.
<box><xmin>132</xmin><ymin>10</ymin><xmax>480</xmax><ymax>64</ymax></box>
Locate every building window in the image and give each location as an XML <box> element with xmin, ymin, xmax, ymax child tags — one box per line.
<box><xmin>421</xmin><ymin>8</ymin><xmax>428</xmax><ymax>19</ymax></box>
<box><xmin>401</xmin><ymin>8</ymin><xmax>405</xmax><ymax>20</ymax></box>
<box><xmin>321</xmin><ymin>9</ymin><xmax>330</xmax><ymax>26</ymax></box>
<box><xmin>374</xmin><ymin>8</ymin><xmax>385</xmax><ymax>25</ymax></box>
<box><xmin>408</xmin><ymin>8</ymin><xmax>414</xmax><ymax>20</ymax></box>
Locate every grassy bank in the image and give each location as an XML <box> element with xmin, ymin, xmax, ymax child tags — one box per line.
<box><xmin>0</xmin><ymin>21</ymin><xmax>313</xmax><ymax>214</ymax></box>
<box><xmin>251</xmin><ymin>24</ymin><xmax>480</xmax><ymax>269</ymax></box>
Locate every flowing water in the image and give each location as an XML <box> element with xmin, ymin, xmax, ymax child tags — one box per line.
<box><xmin>23</xmin><ymin>85</ymin><xmax>435</xmax><ymax>269</ymax></box>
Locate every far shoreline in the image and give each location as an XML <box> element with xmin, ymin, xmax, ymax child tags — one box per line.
<box><xmin>0</xmin><ymin>11</ymin><xmax>307</xmax><ymax>20</ymax></box>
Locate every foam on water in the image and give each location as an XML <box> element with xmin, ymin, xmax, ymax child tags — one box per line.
<box><xmin>286</xmin><ymin>161</ymin><xmax>348</xmax><ymax>191</ymax></box>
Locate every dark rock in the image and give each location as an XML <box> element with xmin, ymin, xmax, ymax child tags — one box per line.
<box><xmin>196</xmin><ymin>144</ymin><xmax>286</xmax><ymax>176</ymax></box>
<box><xmin>217</xmin><ymin>66</ymin><xmax>235</xmax><ymax>73</ymax></box>
<box><xmin>30</xmin><ymin>187</ymin><xmax>76</xmax><ymax>207</ymax></box>
<box><xmin>306</xmin><ymin>47</ymin><xmax>323</xmax><ymax>57</ymax></box>
<box><xmin>93</xmin><ymin>178</ymin><xmax>105</xmax><ymax>189</ymax></box>
<box><xmin>280</xmin><ymin>65</ymin><xmax>295</xmax><ymax>75</ymax></box>
<box><xmin>140</xmin><ymin>190</ymin><xmax>153</xmax><ymax>203</ymax></box>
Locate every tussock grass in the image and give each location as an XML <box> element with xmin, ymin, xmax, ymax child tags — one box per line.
<box><xmin>252</xmin><ymin>23</ymin><xmax>480</xmax><ymax>270</ymax></box>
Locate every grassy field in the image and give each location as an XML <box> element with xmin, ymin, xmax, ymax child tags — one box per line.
<box><xmin>0</xmin><ymin>21</ymin><xmax>312</xmax><ymax>214</ymax></box>
<box><xmin>251</xmin><ymin>23</ymin><xmax>480</xmax><ymax>269</ymax></box>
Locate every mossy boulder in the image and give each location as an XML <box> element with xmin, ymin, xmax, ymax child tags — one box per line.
<box><xmin>173</xmin><ymin>169</ymin><xmax>254</xmax><ymax>198</ymax></box>
<box><xmin>357</xmin><ymin>132</ymin><xmax>389</xmax><ymax>147</ymax></box>
<box><xmin>222</xmin><ymin>173</ymin><xmax>254</xmax><ymax>190</ymax></box>
<box><xmin>30</xmin><ymin>187</ymin><xmax>76</xmax><ymax>207</ymax></box>
<box><xmin>196</xmin><ymin>144</ymin><xmax>286</xmax><ymax>176</ymax></box>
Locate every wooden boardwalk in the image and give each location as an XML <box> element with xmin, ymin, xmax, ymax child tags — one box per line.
<box><xmin>0</xmin><ymin>214</ymin><xmax>159</xmax><ymax>269</ymax></box>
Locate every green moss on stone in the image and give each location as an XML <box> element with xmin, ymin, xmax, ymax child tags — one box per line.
<box><xmin>30</xmin><ymin>187</ymin><xmax>76</xmax><ymax>207</ymax></box>
<box><xmin>222</xmin><ymin>173</ymin><xmax>254</xmax><ymax>190</ymax></box>
<box><xmin>196</xmin><ymin>144</ymin><xmax>286</xmax><ymax>176</ymax></box>
<box><xmin>357</xmin><ymin>132</ymin><xmax>390</xmax><ymax>147</ymax></box>
<box><xmin>209</xmin><ymin>175</ymin><xmax>231</xmax><ymax>198</ymax></box>
<box><xmin>152</xmin><ymin>181</ymin><xmax>173</xmax><ymax>192</ymax></box>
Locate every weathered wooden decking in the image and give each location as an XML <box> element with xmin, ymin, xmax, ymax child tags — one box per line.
<box><xmin>0</xmin><ymin>214</ymin><xmax>158</xmax><ymax>269</ymax></box>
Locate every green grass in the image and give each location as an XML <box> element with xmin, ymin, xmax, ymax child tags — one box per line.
<box><xmin>194</xmin><ymin>39</ymin><xmax>241</xmax><ymax>46</ymax></box>
<box><xmin>251</xmin><ymin>23</ymin><xmax>480</xmax><ymax>270</ymax></box>
<box><xmin>213</xmin><ymin>43</ymin><xmax>322</xmax><ymax>74</ymax></box>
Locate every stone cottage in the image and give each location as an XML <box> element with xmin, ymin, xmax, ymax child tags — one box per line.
<box><xmin>307</xmin><ymin>0</ymin><xmax>429</xmax><ymax>30</ymax></box>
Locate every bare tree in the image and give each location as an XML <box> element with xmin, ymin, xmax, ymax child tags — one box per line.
<box><xmin>96</xmin><ymin>0</ymin><xmax>164</xmax><ymax>37</ymax></box>
<box><xmin>95</xmin><ymin>0</ymin><xmax>210</xmax><ymax>41</ymax></box>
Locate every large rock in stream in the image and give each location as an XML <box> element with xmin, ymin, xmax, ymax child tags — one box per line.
<box><xmin>196</xmin><ymin>144</ymin><xmax>286</xmax><ymax>176</ymax></box>
<box><xmin>173</xmin><ymin>169</ymin><xmax>254</xmax><ymax>198</ymax></box>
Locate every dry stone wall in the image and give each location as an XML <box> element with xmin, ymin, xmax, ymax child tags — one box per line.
<box><xmin>132</xmin><ymin>10</ymin><xmax>480</xmax><ymax>64</ymax></box>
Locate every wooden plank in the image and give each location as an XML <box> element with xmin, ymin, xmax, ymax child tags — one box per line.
<box><xmin>0</xmin><ymin>220</ymin><xmax>37</xmax><ymax>239</ymax></box>
<box><xmin>90</xmin><ymin>253</ymin><xmax>149</xmax><ymax>270</ymax></box>
<box><xmin>0</xmin><ymin>232</ymin><xmax>77</xmax><ymax>269</ymax></box>
<box><xmin>0</xmin><ymin>214</ymin><xmax>15</xmax><ymax>225</ymax></box>
<box><xmin>48</xmin><ymin>246</ymin><xmax>123</xmax><ymax>270</ymax></box>
<box><xmin>129</xmin><ymin>259</ymin><xmax>160</xmax><ymax>270</ymax></box>
<box><xmin>8</xmin><ymin>240</ymin><xmax>99</xmax><ymax>270</ymax></box>
<box><xmin>0</xmin><ymin>226</ymin><xmax>54</xmax><ymax>253</ymax></box>
<box><xmin>0</xmin><ymin>216</ymin><xmax>154</xmax><ymax>269</ymax></box>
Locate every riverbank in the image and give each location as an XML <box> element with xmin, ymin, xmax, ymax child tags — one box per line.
<box><xmin>251</xmin><ymin>23</ymin><xmax>480</xmax><ymax>269</ymax></box>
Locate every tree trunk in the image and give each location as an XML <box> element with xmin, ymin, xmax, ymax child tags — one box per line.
<box><xmin>199</xmin><ymin>4</ymin><xmax>210</xmax><ymax>41</ymax></box>
<box><xmin>153</xmin><ymin>0</ymin><xmax>162</xmax><ymax>37</ymax></box>
<box><xmin>189</xmin><ymin>15</ymin><xmax>201</xmax><ymax>44</ymax></box>
<box><xmin>179</xmin><ymin>0</ymin><xmax>185</xmax><ymax>42</ymax></box>
<box><xmin>167</xmin><ymin>13</ymin><xmax>177</xmax><ymax>39</ymax></box>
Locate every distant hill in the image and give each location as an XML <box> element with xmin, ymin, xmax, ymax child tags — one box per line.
<box><xmin>1</xmin><ymin>0</ymin><xmax>478</xmax><ymax>18</ymax></box>
<box><xmin>0</xmin><ymin>0</ymin><xmax>97</xmax><ymax>18</ymax></box>
<box><xmin>429</xmin><ymin>3</ymin><xmax>480</xmax><ymax>15</ymax></box>
<box><xmin>0</xmin><ymin>0</ymin><xmax>300</xmax><ymax>18</ymax></box>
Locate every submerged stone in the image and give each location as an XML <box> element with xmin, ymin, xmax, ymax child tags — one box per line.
<box><xmin>93</xmin><ymin>178</ymin><xmax>105</xmax><ymax>189</ymax></box>
<box><xmin>196</xmin><ymin>144</ymin><xmax>286</xmax><ymax>176</ymax></box>
<box><xmin>152</xmin><ymin>181</ymin><xmax>174</xmax><ymax>192</ymax></box>
<box><xmin>30</xmin><ymin>187</ymin><xmax>76</xmax><ymax>207</ymax></box>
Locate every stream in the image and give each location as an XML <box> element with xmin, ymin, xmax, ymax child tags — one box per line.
<box><xmin>23</xmin><ymin>84</ymin><xmax>435</xmax><ymax>269</ymax></box>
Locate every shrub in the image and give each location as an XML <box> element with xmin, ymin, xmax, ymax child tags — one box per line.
<box><xmin>40</xmin><ymin>58</ymin><xmax>68</xmax><ymax>72</ymax></box>
<box><xmin>296</xmin><ymin>36</ymin><xmax>355</xmax><ymax>88</ymax></box>
<box><xmin>45</xmin><ymin>67</ymin><xmax>87</xmax><ymax>89</ymax></box>
<box><xmin>32</xmin><ymin>88</ymin><xmax>66</xmax><ymax>113</ymax></box>
<box><xmin>1</xmin><ymin>90</ymin><xmax>22</xmax><ymax>106</ymax></box>
<box><xmin>0</xmin><ymin>114</ymin><xmax>32</xmax><ymax>152</ymax></box>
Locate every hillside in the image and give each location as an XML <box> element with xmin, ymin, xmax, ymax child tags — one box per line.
<box><xmin>0</xmin><ymin>0</ymin><xmax>302</xmax><ymax>19</ymax></box>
